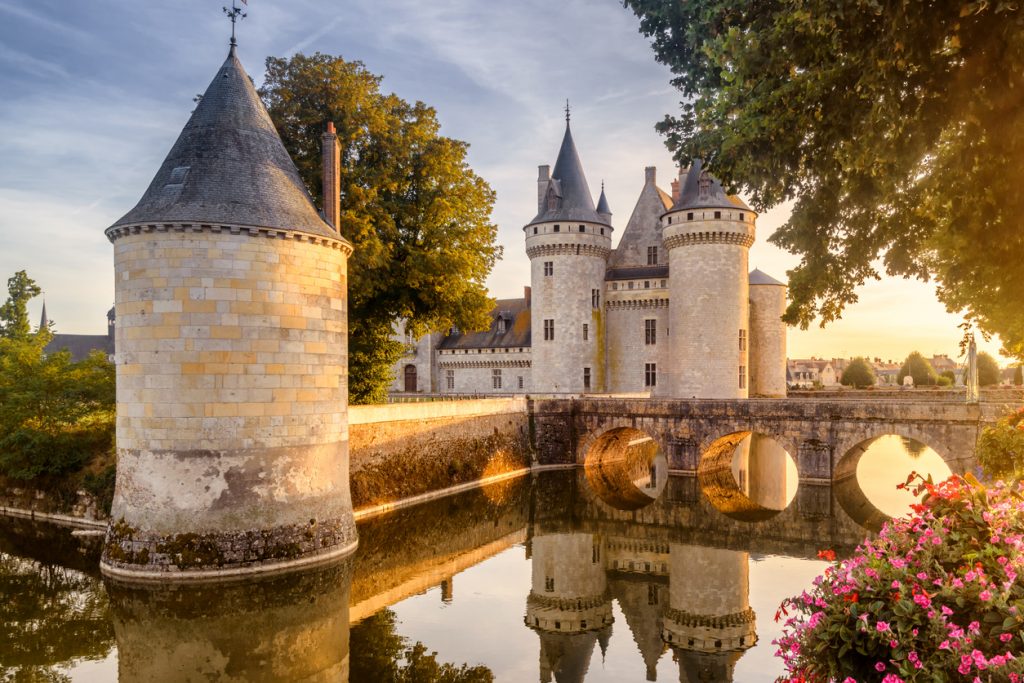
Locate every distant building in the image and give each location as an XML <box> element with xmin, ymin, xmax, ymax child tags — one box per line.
<box><xmin>390</xmin><ymin>117</ymin><xmax>789</xmax><ymax>398</ymax></box>
<box><xmin>41</xmin><ymin>304</ymin><xmax>116</xmax><ymax>362</ymax></box>
<box><xmin>786</xmin><ymin>358</ymin><xmax>840</xmax><ymax>388</ymax></box>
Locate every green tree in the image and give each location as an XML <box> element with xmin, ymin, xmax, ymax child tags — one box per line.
<box><xmin>977</xmin><ymin>351</ymin><xmax>1001</xmax><ymax>387</ymax></box>
<box><xmin>622</xmin><ymin>0</ymin><xmax>1024</xmax><ymax>359</ymax></box>
<box><xmin>839</xmin><ymin>357</ymin><xmax>876</xmax><ymax>388</ymax></box>
<box><xmin>1015</xmin><ymin>365</ymin><xmax>1023</xmax><ymax>386</ymax></box>
<box><xmin>940</xmin><ymin>370</ymin><xmax>956</xmax><ymax>384</ymax></box>
<box><xmin>0</xmin><ymin>271</ymin><xmax>42</xmax><ymax>342</ymax></box>
<box><xmin>0</xmin><ymin>272</ymin><xmax>115</xmax><ymax>481</ymax></box>
<box><xmin>260</xmin><ymin>53</ymin><xmax>501</xmax><ymax>403</ymax></box>
<box><xmin>896</xmin><ymin>352</ymin><xmax>937</xmax><ymax>387</ymax></box>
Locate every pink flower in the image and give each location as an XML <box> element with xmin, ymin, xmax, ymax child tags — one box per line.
<box><xmin>1001</xmin><ymin>633</ymin><xmax>1014</xmax><ymax>643</ymax></box>
<box><xmin>877</xmin><ymin>621</ymin><xmax>891</xmax><ymax>632</ymax></box>
<box><xmin>876</xmin><ymin>661</ymin><xmax>887</xmax><ymax>671</ymax></box>
<box><xmin>980</xmin><ymin>590</ymin><xmax>993</xmax><ymax>601</ymax></box>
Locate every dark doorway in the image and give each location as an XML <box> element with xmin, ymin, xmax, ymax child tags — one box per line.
<box><xmin>404</xmin><ymin>365</ymin><xmax>417</xmax><ymax>392</ymax></box>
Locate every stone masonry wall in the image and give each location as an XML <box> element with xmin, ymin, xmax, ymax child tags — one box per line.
<box><xmin>748</xmin><ymin>284</ymin><xmax>787</xmax><ymax>397</ymax></box>
<box><xmin>348</xmin><ymin>398</ymin><xmax>532</xmax><ymax>508</ymax></box>
<box><xmin>604</xmin><ymin>287</ymin><xmax>668</xmax><ymax>395</ymax></box>
<box><xmin>437</xmin><ymin>348</ymin><xmax>531</xmax><ymax>394</ymax></box>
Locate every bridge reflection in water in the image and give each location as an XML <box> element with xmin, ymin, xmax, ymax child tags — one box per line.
<box><xmin>0</xmin><ymin>440</ymin><xmax>950</xmax><ymax>683</ymax></box>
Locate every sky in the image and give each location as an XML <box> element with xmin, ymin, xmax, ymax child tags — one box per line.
<box><xmin>0</xmin><ymin>0</ymin><xmax>1006</xmax><ymax>365</ymax></box>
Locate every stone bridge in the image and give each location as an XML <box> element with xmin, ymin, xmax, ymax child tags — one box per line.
<box><xmin>529</xmin><ymin>397</ymin><xmax>1004</xmax><ymax>485</ymax></box>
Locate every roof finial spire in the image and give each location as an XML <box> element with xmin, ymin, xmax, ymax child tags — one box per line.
<box><xmin>565</xmin><ymin>98</ymin><xmax>570</xmax><ymax>125</ymax></box>
<box><xmin>223</xmin><ymin>0</ymin><xmax>247</xmax><ymax>53</ymax></box>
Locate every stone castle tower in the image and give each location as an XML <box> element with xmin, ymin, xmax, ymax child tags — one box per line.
<box><xmin>661</xmin><ymin>161</ymin><xmax>756</xmax><ymax>399</ymax></box>
<box><xmin>524</xmin><ymin>119</ymin><xmax>613</xmax><ymax>393</ymax></box>
<box><xmin>101</xmin><ymin>44</ymin><xmax>357</xmax><ymax>579</ymax></box>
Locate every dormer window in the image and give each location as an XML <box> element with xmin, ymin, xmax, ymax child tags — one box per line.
<box><xmin>546</xmin><ymin>188</ymin><xmax>560</xmax><ymax>210</ymax></box>
<box><xmin>698</xmin><ymin>173</ymin><xmax>712</xmax><ymax>198</ymax></box>
<box><xmin>496</xmin><ymin>317</ymin><xmax>507</xmax><ymax>333</ymax></box>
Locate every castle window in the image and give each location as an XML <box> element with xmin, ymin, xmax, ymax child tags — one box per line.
<box><xmin>544</xmin><ymin>261</ymin><xmax>553</xmax><ymax>276</ymax></box>
<box><xmin>445</xmin><ymin>369</ymin><xmax>455</xmax><ymax>390</ymax></box>
<box><xmin>714</xmin><ymin>210</ymin><xmax>722</xmax><ymax>219</ymax></box>
<box><xmin>497</xmin><ymin>317</ymin><xmax>507</xmax><ymax>333</ymax></box>
<box><xmin>739</xmin><ymin>329</ymin><xmax>747</xmax><ymax>351</ymax></box>
<box><xmin>612</xmin><ymin>282</ymin><xmax>618</xmax><ymax>291</ymax></box>
<box><xmin>581</xmin><ymin>620</ymin><xmax>587</xmax><ymax>629</ymax></box>
<box><xmin>739</xmin><ymin>212</ymin><xmax>745</xmax><ymax>221</ymax></box>
<box><xmin>583</xmin><ymin>367</ymin><xmax>591</xmax><ymax>390</ymax></box>
<box><xmin>644</xmin><ymin>280</ymin><xmax>650</xmax><ymax>289</ymax></box>
<box><xmin>645</xmin><ymin>319</ymin><xmax>657</xmax><ymax>345</ymax></box>
<box><xmin>543</xmin><ymin>319</ymin><xmax>554</xmax><ymax>341</ymax></box>
<box><xmin>661</xmin><ymin>280</ymin><xmax>666</xmax><ymax>288</ymax></box>
<box><xmin>545</xmin><ymin>577</ymin><xmax>555</xmax><ymax>592</ymax></box>
<box><xmin>591</xmin><ymin>289</ymin><xmax>600</xmax><ymax>308</ymax></box>
<box><xmin>553</xmin><ymin>224</ymin><xmax>560</xmax><ymax>232</ymax></box>
<box><xmin>739</xmin><ymin>365</ymin><xmax>747</xmax><ymax>389</ymax></box>
<box><xmin>518</xmin><ymin>376</ymin><xmax>524</xmax><ymax>389</ymax></box>
<box><xmin>600</xmin><ymin>228</ymin><xmax>605</xmax><ymax>235</ymax></box>
<box><xmin>533</xmin><ymin>227</ymin><xmax>538</xmax><ymax>234</ymax></box>
<box><xmin>645</xmin><ymin>363</ymin><xmax>657</xmax><ymax>387</ymax></box>
<box><xmin>582</xmin><ymin>323</ymin><xmax>589</xmax><ymax>341</ymax></box>
<box><xmin>687</xmin><ymin>212</ymin><xmax>694</xmax><ymax>221</ymax></box>
<box><xmin>492</xmin><ymin>368</ymin><xmax>502</xmax><ymax>389</ymax></box>
<box><xmin>647</xmin><ymin>246</ymin><xmax>658</xmax><ymax>265</ymax></box>
<box><xmin>628</xmin><ymin>281</ymin><xmax>634</xmax><ymax>290</ymax></box>
<box><xmin>668</xmin><ymin>216</ymin><xmax>673</xmax><ymax>224</ymax></box>
<box><xmin>579</xmin><ymin>225</ymin><xmax>585</xmax><ymax>232</ymax></box>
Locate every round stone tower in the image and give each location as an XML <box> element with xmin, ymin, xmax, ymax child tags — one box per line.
<box><xmin>661</xmin><ymin>161</ymin><xmax>756</xmax><ymax>399</ymax></box>
<box><xmin>525</xmin><ymin>119</ymin><xmax>612</xmax><ymax>394</ymax></box>
<box><xmin>101</xmin><ymin>45</ymin><xmax>357</xmax><ymax>580</ymax></box>
<box><xmin>748</xmin><ymin>269</ymin><xmax>788</xmax><ymax>397</ymax></box>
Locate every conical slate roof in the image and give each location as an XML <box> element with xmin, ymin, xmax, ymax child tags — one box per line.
<box><xmin>596</xmin><ymin>184</ymin><xmax>611</xmax><ymax>216</ymax></box>
<box><xmin>110</xmin><ymin>48</ymin><xmax>337</xmax><ymax>239</ymax></box>
<box><xmin>749</xmin><ymin>268</ymin><xmax>785</xmax><ymax>286</ymax></box>
<box><xmin>666</xmin><ymin>159</ymin><xmax>752</xmax><ymax>214</ymax></box>
<box><xmin>528</xmin><ymin>123</ymin><xmax>610</xmax><ymax>227</ymax></box>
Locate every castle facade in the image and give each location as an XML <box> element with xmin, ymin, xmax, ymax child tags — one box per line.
<box><xmin>394</xmin><ymin>120</ymin><xmax>788</xmax><ymax>399</ymax></box>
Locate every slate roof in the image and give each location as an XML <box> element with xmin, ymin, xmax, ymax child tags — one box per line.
<box><xmin>666</xmin><ymin>159</ymin><xmax>752</xmax><ymax>214</ymax></box>
<box><xmin>606</xmin><ymin>266</ymin><xmax>669</xmax><ymax>281</ymax></box>
<box><xmin>596</xmin><ymin>185</ymin><xmax>611</xmax><ymax>216</ymax></box>
<box><xmin>110</xmin><ymin>48</ymin><xmax>338</xmax><ymax>240</ymax></box>
<box><xmin>437</xmin><ymin>297</ymin><xmax>531</xmax><ymax>350</ymax></box>
<box><xmin>749</xmin><ymin>268</ymin><xmax>785</xmax><ymax>286</ymax></box>
<box><xmin>528</xmin><ymin>123</ymin><xmax>610</xmax><ymax>228</ymax></box>
<box><xmin>45</xmin><ymin>334</ymin><xmax>114</xmax><ymax>362</ymax></box>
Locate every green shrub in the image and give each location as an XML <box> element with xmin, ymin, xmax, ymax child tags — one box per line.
<box><xmin>977</xmin><ymin>407</ymin><xmax>1024</xmax><ymax>481</ymax></box>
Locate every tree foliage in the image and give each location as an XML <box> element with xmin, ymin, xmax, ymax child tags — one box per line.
<box><xmin>978</xmin><ymin>407</ymin><xmax>1024</xmax><ymax>480</ymax></box>
<box><xmin>897</xmin><ymin>352</ymin><xmax>937</xmax><ymax>387</ymax></box>
<box><xmin>839</xmin><ymin>357</ymin><xmax>876</xmax><ymax>388</ymax></box>
<box><xmin>977</xmin><ymin>351</ymin><xmax>1002</xmax><ymax>387</ymax></box>
<box><xmin>0</xmin><ymin>273</ymin><xmax>115</xmax><ymax>480</ymax></box>
<box><xmin>622</xmin><ymin>0</ymin><xmax>1024</xmax><ymax>359</ymax></box>
<box><xmin>260</xmin><ymin>53</ymin><xmax>501</xmax><ymax>403</ymax></box>
<box><xmin>1015</xmin><ymin>365</ymin><xmax>1023</xmax><ymax>386</ymax></box>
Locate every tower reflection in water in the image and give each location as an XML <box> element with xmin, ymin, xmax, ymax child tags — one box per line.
<box><xmin>106</xmin><ymin>559</ymin><xmax>352</xmax><ymax>683</ymax></box>
<box><xmin>525</xmin><ymin>529</ymin><xmax>754</xmax><ymax>682</ymax></box>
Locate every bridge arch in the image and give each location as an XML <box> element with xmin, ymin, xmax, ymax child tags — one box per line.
<box><xmin>833</xmin><ymin>424</ymin><xmax>958</xmax><ymax>476</ymax></box>
<box><xmin>697</xmin><ymin>431</ymin><xmax>797</xmax><ymax>522</ymax></box>
<box><xmin>577</xmin><ymin>419</ymin><xmax>670</xmax><ymax>467</ymax></box>
<box><xmin>581</xmin><ymin>425</ymin><xmax>668</xmax><ymax>511</ymax></box>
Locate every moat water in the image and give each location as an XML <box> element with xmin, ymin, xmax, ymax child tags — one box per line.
<box><xmin>0</xmin><ymin>436</ymin><xmax>952</xmax><ymax>682</ymax></box>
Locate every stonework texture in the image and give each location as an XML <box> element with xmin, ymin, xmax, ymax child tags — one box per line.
<box><xmin>603</xmin><ymin>288</ymin><xmax>668</xmax><ymax>394</ymax></box>
<box><xmin>104</xmin><ymin>227</ymin><xmax>356</xmax><ymax>575</ymax></box>
<box><xmin>437</xmin><ymin>347</ymin><xmax>531</xmax><ymax>394</ymax></box>
<box><xmin>748</xmin><ymin>284</ymin><xmax>788</xmax><ymax>397</ymax></box>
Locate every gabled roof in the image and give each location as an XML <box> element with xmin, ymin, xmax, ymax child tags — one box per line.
<box><xmin>608</xmin><ymin>170</ymin><xmax>674</xmax><ymax>269</ymax></box>
<box><xmin>110</xmin><ymin>48</ymin><xmax>338</xmax><ymax>240</ymax></box>
<box><xmin>437</xmin><ymin>298</ymin><xmax>531</xmax><ymax>350</ymax></box>
<box><xmin>45</xmin><ymin>334</ymin><xmax>114</xmax><ymax>362</ymax></box>
<box><xmin>748</xmin><ymin>269</ymin><xmax>785</xmax><ymax>286</ymax></box>
<box><xmin>528</xmin><ymin>123</ymin><xmax>609</xmax><ymax>227</ymax></box>
<box><xmin>666</xmin><ymin>159</ymin><xmax>751</xmax><ymax>214</ymax></box>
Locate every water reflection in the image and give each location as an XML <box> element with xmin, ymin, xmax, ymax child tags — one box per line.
<box><xmin>107</xmin><ymin>561</ymin><xmax>353</xmax><ymax>682</ymax></box>
<box><xmin>699</xmin><ymin>432</ymin><xmax>797</xmax><ymax>522</ymax></box>
<box><xmin>584</xmin><ymin>428</ymin><xmax>667</xmax><ymax>510</ymax></box>
<box><xmin>835</xmin><ymin>435</ymin><xmax>953</xmax><ymax>529</ymax></box>
<box><xmin>0</xmin><ymin>519</ymin><xmax>112</xmax><ymax>682</ymax></box>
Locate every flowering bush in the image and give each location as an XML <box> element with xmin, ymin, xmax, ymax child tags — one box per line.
<box><xmin>775</xmin><ymin>473</ymin><xmax>1024</xmax><ymax>682</ymax></box>
<box><xmin>978</xmin><ymin>407</ymin><xmax>1024</xmax><ymax>481</ymax></box>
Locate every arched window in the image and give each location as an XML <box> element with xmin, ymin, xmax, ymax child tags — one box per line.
<box><xmin>404</xmin><ymin>364</ymin><xmax>417</xmax><ymax>392</ymax></box>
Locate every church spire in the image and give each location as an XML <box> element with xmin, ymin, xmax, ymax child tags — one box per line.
<box><xmin>39</xmin><ymin>301</ymin><xmax>48</xmax><ymax>331</ymax></box>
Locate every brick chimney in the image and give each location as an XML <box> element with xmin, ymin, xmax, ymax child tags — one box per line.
<box><xmin>524</xmin><ymin>286</ymin><xmax>532</xmax><ymax>308</ymax></box>
<box><xmin>644</xmin><ymin>166</ymin><xmax>657</xmax><ymax>185</ymax></box>
<box><xmin>671</xmin><ymin>177</ymin><xmax>681</xmax><ymax>204</ymax></box>
<box><xmin>322</xmin><ymin>122</ymin><xmax>340</xmax><ymax>231</ymax></box>
<box><xmin>537</xmin><ymin>165</ymin><xmax>550</xmax><ymax>214</ymax></box>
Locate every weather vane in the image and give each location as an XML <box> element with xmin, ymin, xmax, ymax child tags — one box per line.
<box><xmin>223</xmin><ymin>0</ymin><xmax>247</xmax><ymax>48</ymax></box>
<box><xmin>565</xmin><ymin>99</ymin><xmax>571</xmax><ymax>124</ymax></box>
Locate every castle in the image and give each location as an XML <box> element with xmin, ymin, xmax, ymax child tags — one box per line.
<box><xmin>393</xmin><ymin>119</ymin><xmax>788</xmax><ymax>399</ymax></box>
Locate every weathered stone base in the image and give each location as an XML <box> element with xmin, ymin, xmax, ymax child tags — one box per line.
<box><xmin>101</xmin><ymin>515</ymin><xmax>357</xmax><ymax>581</ymax></box>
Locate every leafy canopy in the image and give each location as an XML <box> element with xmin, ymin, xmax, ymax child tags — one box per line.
<box><xmin>897</xmin><ymin>351</ymin><xmax>937</xmax><ymax>387</ymax></box>
<box><xmin>623</xmin><ymin>0</ymin><xmax>1024</xmax><ymax>359</ymax></box>
<box><xmin>260</xmin><ymin>53</ymin><xmax>501</xmax><ymax>403</ymax></box>
<box><xmin>840</xmin><ymin>357</ymin><xmax>876</xmax><ymax>388</ymax></box>
<box><xmin>977</xmin><ymin>351</ymin><xmax>1001</xmax><ymax>387</ymax></box>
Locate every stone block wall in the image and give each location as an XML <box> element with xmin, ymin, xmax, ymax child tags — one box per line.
<box><xmin>748</xmin><ymin>284</ymin><xmax>787</xmax><ymax>397</ymax></box>
<box><xmin>437</xmin><ymin>348</ymin><xmax>531</xmax><ymax>394</ymax></box>
<box><xmin>348</xmin><ymin>398</ymin><xmax>532</xmax><ymax>508</ymax></box>
<box><xmin>604</xmin><ymin>292</ymin><xmax>668</xmax><ymax>394</ymax></box>
<box><xmin>104</xmin><ymin>227</ymin><xmax>356</xmax><ymax>575</ymax></box>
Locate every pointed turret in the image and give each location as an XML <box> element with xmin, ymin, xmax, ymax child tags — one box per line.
<box><xmin>666</xmin><ymin>159</ymin><xmax>751</xmax><ymax>214</ymax></box>
<box><xmin>528</xmin><ymin>122</ymin><xmax>609</xmax><ymax>228</ymax></box>
<box><xmin>39</xmin><ymin>302</ymin><xmax>48</xmax><ymax>331</ymax></box>
<box><xmin>109</xmin><ymin>49</ymin><xmax>336</xmax><ymax>240</ymax></box>
<box><xmin>596</xmin><ymin>182</ymin><xmax>611</xmax><ymax>224</ymax></box>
